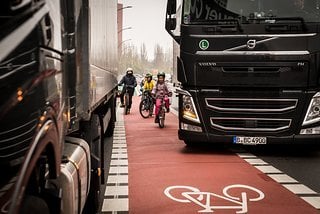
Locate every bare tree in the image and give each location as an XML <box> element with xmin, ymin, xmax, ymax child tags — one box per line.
<box><xmin>140</xmin><ymin>43</ymin><xmax>148</xmax><ymax>63</ymax></box>
<box><xmin>119</xmin><ymin>43</ymin><xmax>173</xmax><ymax>77</ymax></box>
<box><xmin>153</xmin><ymin>44</ymin><xmax>164</xmax><ymax>68</ymax></box>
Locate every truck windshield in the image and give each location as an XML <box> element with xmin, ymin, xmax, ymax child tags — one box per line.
<box><xmin>183</xmin><ymin>0</ymin><xmax>320</xmax><ymax>23</ymax></box>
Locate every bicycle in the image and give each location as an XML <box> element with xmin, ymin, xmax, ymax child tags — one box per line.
<box><xmin>139</xmin><ymin>91</ymin><xmax>154</xmax><ymax>118</ymax></box>
<box><xmin>156</xmin><ymin>92</ymin><xmax>172</xmax><ymax>128</ymax></box>
<box><xmin>157</xmin><ymin>97</ymin><xmax>166</xmax><ymax>128</ymax></box>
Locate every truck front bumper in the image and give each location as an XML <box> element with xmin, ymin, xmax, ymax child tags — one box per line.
<box><xmin>178</xmin><ymin>130</ymin><xmax>320</xmax><ymax>145</ymax></box>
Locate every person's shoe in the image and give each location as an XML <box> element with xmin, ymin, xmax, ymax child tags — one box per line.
<box><xmin>127</xmin><ymin>108</ymin><xmax>130</xmax><ymax>114</ymax></box>
<box><xmin>120</xmin><ymin>103</ymin><xmax>125</xmax><ymax>108</ymax></box>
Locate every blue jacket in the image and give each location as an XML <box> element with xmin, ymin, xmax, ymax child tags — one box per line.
<box><xmin>118</xmin><ymin>74</ymin><xmax>137</xmax><ymax>90</ymax></box>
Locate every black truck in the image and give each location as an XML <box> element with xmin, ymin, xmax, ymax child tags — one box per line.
<box><xmin>166</xmin><ymin>0</ymin><xmax>320</xmax><ymax>145</ymax></box>
<box><xmin>0</xmin><ymin>0</ymin><xmax>118</xmax><ymax>213</ymax></box>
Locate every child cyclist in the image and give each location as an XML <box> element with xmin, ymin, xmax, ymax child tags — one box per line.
<box><xmin>143</xmin><ymin>73</ymin><xmax>155</xmax><ymax>92</ymax></box>
<box><xmin>152</xmin><ymin>71</ymin><xmax>172</xmax><ymax>123</ymax></box>
<box><xmin>142</xmin><ymin>73</ymin><xmax>155</xmax><ymax>116</ymax></box>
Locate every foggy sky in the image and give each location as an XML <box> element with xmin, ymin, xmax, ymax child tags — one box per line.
<box><xmin>118</xmin><ymin>0</ymin><xmax>174</xmax><ymax>60</ymax></box>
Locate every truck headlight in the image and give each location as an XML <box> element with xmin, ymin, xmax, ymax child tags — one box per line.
<box><xmin>182</xmin><ymin>94</ymin><xmax>200</xmax><ymax>123</ymax></box>
<box><xmin>302</xmin><ymin>92</ymin><xmax>320</xmax><ymax>126</ymax></box>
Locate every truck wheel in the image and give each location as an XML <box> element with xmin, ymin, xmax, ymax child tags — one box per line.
<box><xmin>83</xmin><ymin>169</ymin><xmax>100</xmax><ymax>214</ymax></box>
<box><xmin>184</xmin><ymin>141</ymin><xmax>196</xmax><ymax>147</ymax></box>
<box><xmin>105</xmin><ymin>95</ymin><xmax>116</xmax><ymax>137</ymax></box>
<box><xmin>20</xmin><ymin>195</ymin><xmax>50</xmax><ymax>214</ymax></box>
<box><xmin>82</xmin><ymin>114</ymin><xmax>102</xmax><ymax>213</ymax></box>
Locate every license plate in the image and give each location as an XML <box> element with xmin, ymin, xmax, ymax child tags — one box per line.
<box><xmin>233</xmin><ymin>136</ymin><xmax>267</xmax><ymax>145</ymax></box>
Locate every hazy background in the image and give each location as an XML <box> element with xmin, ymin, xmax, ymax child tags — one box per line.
<box><xmin>118</xmin><ymin>0</ymin><xmax>173</xmax><ymax>60</ymax></box>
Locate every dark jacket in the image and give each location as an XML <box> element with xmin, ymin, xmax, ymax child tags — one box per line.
<box><xmin>118</xmin><ymin>74</ymin><xmax>137</xmax><ymax>90</ymax></box>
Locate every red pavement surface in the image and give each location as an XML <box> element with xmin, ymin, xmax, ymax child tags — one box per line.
<box><xmin>125</xmin><ymin>96</ymin><xmax>318</xmax><ymax>214</ymax></box>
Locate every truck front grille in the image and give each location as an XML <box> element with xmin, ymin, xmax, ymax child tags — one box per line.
<box><xmin>210</xmin><ymin>117</ymin><xmax>291</xmax><ymax>132</ymax></box>
<box><xmin>202</xmin><ymin>96</ymin><xmax>300</xmax><ymax>134</ymax></box>
<box><xmin>0</xmin><ymin>113</ymin><xmax>38</xmax><ymax>165</ymax></box>
<box><xmin>205</xmin><ymin>98</ymin><xmax>298</xmax><ymax>113</ymax></box>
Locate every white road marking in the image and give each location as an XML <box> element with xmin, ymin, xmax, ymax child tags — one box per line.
<box><xmin>254</xmin><ymin>165</ymin><xmax>282</xmax><ymax>173</ymax></box>
<box><xmin>111</xmin><ymin>153</ymin><xmax>128</xmax><ymax>159</ymax></box>
<box><xmin>164</xmin><ymin>184</ymin><xmax>264</xmax><ymax>213</ymax></box>
<box><xmin>109</xmin><ymin>166</ymin><xmax>128</xmax><ymax>175</ymax></box>
<box><xmin>102</xmin><ymin>106</ymin><xmax>129</xmax><ymax>212</ymax></box>
<box><xmin>237</xmin><ymin>153</ymin><xmax>257</xmax><ymax>158</ymax></box>
<box><xmin>112</xmin><ymin>149</ymin><xmax>127</xmax><ymax>153</ymax></box>
<box><xmin>110</xmin><ymin>159</ymin><xmax>128</xmax><ymax>166</ymax></box>
<box><xmin>102</xmin><ymin>198</ymin><xmax>129</xmax><ymax>212</ymax></box>
<box><xmin>301</xmin><ymin>197</ymin><xmax>320</xmax><ymax>209</ymax></box>
<box><xmin>107</xmin><ymin>175</ymin><xmax>129</xmax><ymax>184</ymax></box>
<box><xmin>283</xmin><ymin>184</ymin><xmax>317</xmax><ymax>195</ymax></box>
<box><xmin>244</xmin><ymin>158</ymin><xmax>268</xmax><ymax>165</ymax></box>
<box><xmin>113</xmin><ymin>143</ymin><xmax>127</xmax><ymax>148</ymax></box>
<box><xmin>268</xmin><ymin>174</ymin><xmax>298</xmax><ymax>184</ymax></box>
<box><xmin>112</xmin><ymin>139</ymin><xmax>126</xmax><ymax>144</ymax></box>
<box><xmin>237</xmin><ymin>152</ymin><xmax>320</xmax><ymax>210</ymax></box>
<box><xmin>105</xmin><ymin>186</ymin><xmax>128</xmax><ymax>196</ymax></box>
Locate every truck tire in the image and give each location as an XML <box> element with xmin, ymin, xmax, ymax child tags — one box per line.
<box><xmin>105</xmin><ymin>95</ymin><xmax>116</xmax><ymax>137</ymax></box>
<box><xmin>20</xmin><ymin>195</ymin><xmax>50</xmax><ymax>214</ymax></box>
<box><xmin>184</xmin><ymin>141</ymin><xmax>196</xmax><ymax>147</ymax></box>
<box><xmin>82</xmin><ymin>114</ymin><xmax>102</xmax><ymax>214</ymax></box>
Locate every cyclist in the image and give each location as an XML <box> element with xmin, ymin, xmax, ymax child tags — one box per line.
<box><xmin>143</xmin><ymin>73</ymin><xmax>155</xmax><ymax>92</ymax></box>
<box><xmin>152</xmin><ymin>71</ymin><xmax>171</xmax><ymax>123</ymax></box>
<box><xmin>142</xmin><ymin>73</ymin><xmax>155</xmax><ymax>115</ymax></box>
<box><xmin>118</xmin><ymin>67</ymin><xmax>137</xmax><ymax>113</ymax></box>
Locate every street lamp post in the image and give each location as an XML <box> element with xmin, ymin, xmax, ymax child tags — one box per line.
<box><xmin>118</xmin><ymin>39</ymin><xmax>132</xmax><ymax>48</ymax></box>
<box><xmin>117</xmin><ymin>5</ymin><xmax>132</xmax><ymax>11</ymax></box>
<box><xmin>118</xmin><ymin>26</ymin><xmax>132</xmax><ymax>34</ymax></box>
<box><xmin>117</xmin><ymin>4</ymin><xmax>133</xmax><ymax>56</ymax></box>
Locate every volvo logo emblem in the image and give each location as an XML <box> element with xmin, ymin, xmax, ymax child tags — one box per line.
<box><xmin>247</xmin><ymin>39</ymin><xmax>256</xmax><ymax>49</ymax></box>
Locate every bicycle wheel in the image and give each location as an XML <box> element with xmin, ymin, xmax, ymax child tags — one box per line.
<box><xmin>139</xmin><ymin>99</ymin><xmax>150</xmax><ymax>118</ymax></box>
<box><xmin>158</xmin><ymin>108</ymin><xmax>165</xmax><ymax>128</ymax></box>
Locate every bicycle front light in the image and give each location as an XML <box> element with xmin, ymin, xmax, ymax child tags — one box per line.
<box><xmin>182</xmin><ymin>94</ymin><xmax>200</xmax><ymax>124</ymax></box>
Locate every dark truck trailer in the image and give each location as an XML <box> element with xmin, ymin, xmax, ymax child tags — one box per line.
<box><xmin>166</xmin><ymin>0</ymin><xmax>320</xmax><ymax>146</ymax></box>
<box><xmin>0</xmin><ymin>0</ymin><xmax>118</xmax><ymax>213</ymax></box>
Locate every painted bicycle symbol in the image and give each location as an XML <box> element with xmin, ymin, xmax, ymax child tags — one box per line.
<box><xmin>164</xmin><ymin>184</ymin><xmax>265</xmax><ymax>213</ymax></box>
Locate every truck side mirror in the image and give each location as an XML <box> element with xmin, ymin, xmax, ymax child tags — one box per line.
<box><xmin>165</xmin><ymin>0</ymin><xmax>180</xmax><ymax>43</ymax></box>
<box><xmin>167</xmin><ymin>0</ymin><xmax>177</xmax><ymax>15</ymax></box>
<box><xmin>166</xmin><ymin>17</ymin><xmax>176</xmax><ymax>31</ymax></box>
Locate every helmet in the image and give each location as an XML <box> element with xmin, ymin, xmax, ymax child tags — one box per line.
<box><xmin>145</xmin><ymin>73</ymin><xmax>152</xmax><ymax>79</ymax></box>
<box><xmin>126</xmin><ymin>67</ymin><xmax>133</xmax><ymax>74</ymax></box>
<box><xmin>157</xmin><ymin>71</ymin><xmax>165</xmax><ymax>78</ymax></box>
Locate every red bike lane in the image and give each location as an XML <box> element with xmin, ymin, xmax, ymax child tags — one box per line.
<box><xmin>124</xmin><ymin>96</ymin><xmax>319</xmax><ymax>214</ymax></box>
